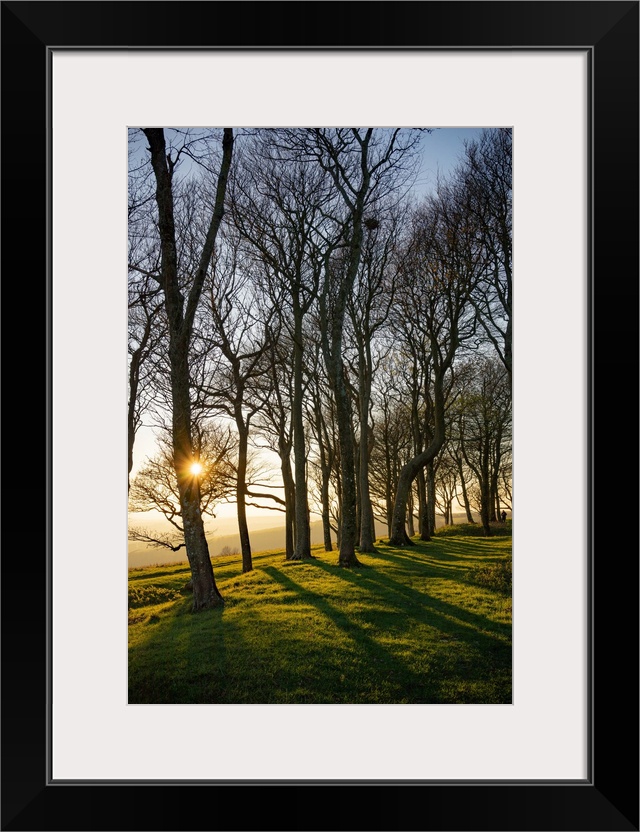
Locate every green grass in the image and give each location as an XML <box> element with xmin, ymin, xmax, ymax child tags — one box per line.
<box><xmin>434</xmin><ymin>519</ymin><xmax>512</xmax><ymax>537</ymax></box>
<box><xmin>128</xmin><ymin>535</ymin><xmax>512</xmax><ymax>704</ymax></box>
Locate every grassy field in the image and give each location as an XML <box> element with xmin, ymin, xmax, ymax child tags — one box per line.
<box><xmin>128</xmin><ymin>525</ymin><xmax>512</xmax><ymax>704</ymax></box>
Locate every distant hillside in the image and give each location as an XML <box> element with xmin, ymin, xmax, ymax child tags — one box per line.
<box><xmin>128</xmin><ymin>512</ymin><xmax>493</xmax><ymax>568</ymax></box>
<box><xmin>128</xmin><ymin>520</ymin><xmax>329</xmax><ymax>569</ymax></box>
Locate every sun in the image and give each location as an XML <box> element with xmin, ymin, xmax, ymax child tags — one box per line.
<box><xmin>190</xmin><ymin>462</ymin><xmax>203</xmax><ymax>476</ymax></box>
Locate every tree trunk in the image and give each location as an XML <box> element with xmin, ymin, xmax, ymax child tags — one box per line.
<box><xmin>180</xmin><ymin>477</ymin><xmax>221</xmax><ymax>607</ymax></box>
<box><xmin>127</xmin><ymin>304</ymin><xmax>156</xmax><ymax>492</ymax></box>
<box><xmin>426</xmin><ymin>460</ymin><xmax>436</xmax><ymax>537</ymax></box>
<box><xmin>480</xmin><ymin>446</ymin><xmax>492</xmax><ymax>537</ymax></box>
<box><xmin>480</xmin><ymin>489</ymin><xmax>492</xmax><ymax>536</ymax></box>
<box><xmin>319</xmin><ymin>277</ymin><xmax>361</xmax><ymax>566</ymax></box>
<box><xmin>285</xmin><ymin>500</ymin><xmax>294</xmax><ymax>560</ymax></box>
<box><xmin>172</xmin><ymin>347</ymin><xmax>223</xmax><ymax>609</ymax></box>
<box><xmin>385</xmin><ymin>440</ymin><xmax>394</xmax><ymax>538</ymax></box>
<box><xmin>407</xmin><ymin>487</ymin><xmax>415</xmax><ymax>537</ymax></box>
<box><xmin>319</xmin><ymin>331</ymin><xmax>359</xmax><ymax>565</ymax></box>
<box><xmin>281</xmin><ymin>453</ymin><xmax>295</xmax><ymax>560</ymax></box>
<box><xmin>316</xmin><ymin>130</ymin><xmax>376</xmax><ymax>567</ymax></box>
<box><xmin>491</xmin><ymin>444</ymin><xmax>502</xmax><ymax>522</ymax></box>
<box><xmin>389</xmin><ymin>372</ymin><xmax>447</xmax><ymax>547</ymax></box>
<box><xmin>416</xmin><ymin>470</ymin><xmax>430</xmax><ymax>541</ymax></box>
<box><xmin>311</xmin><ymin>388</ymin><xmax>334</xmax><ymax>552</ymax></box>
<box><xmin>455</xmin><ymin>456</ymin><xmax>475</xmax><ymax>523</ymax></box>
<box><xmin>353</xmin><ymin>428</ymin><xmax>362</xmax><ymax>544</ymax></box>
<box><xmin>144</xmin><ymin>127</ymin><xmax>231</xmax><ymax>610</ymax></box>
<box><xmin>321</xmin><ymin>470</ymin><xmax>333</xmax><ymax>551</ymax></box>
<box><xmin>358</xmin><ymin>389</ymin><xmax>376</xmax><ymax>553</ymax></box>
<box><xmin>236</xmin><ymin>420</ymin><xmax>253</xmax><ymax>572</ymax></box>
<box><xmin>333</xmin><ymin>363</ymin><xmax>360</xmax><ymax>566</ymax></box>
<box><xmin>291</xmin><ymin>309</ymin><xmax>312</xmax><ymax>560</ymax></box>
<box><xmin>127</xmin><ymin>343</ymin><xmax>144</xmax><ymax>491</ymax></box>
<box><xmin>388</xmin><ymin>454</ymin><xmax>420</xmax><ymax>547</ymax></box>
<box><xmin>334</xmin><ymin>462</ymin><xmax>342</xmax><ymax>548</ymax></box>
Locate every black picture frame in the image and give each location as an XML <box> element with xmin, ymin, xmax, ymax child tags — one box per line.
<box><xmin>2</xmin><ymin>2</ymin><xmax>638</xmax><ymax>830</ymax></box>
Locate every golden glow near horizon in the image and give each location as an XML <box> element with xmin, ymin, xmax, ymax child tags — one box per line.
<box><xmin>190</xmin><ymin>462</ymin><xmax>203</xmax><ymax>476</ymax></box>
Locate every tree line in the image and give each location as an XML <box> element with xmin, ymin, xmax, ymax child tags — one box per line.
<box><xmin>128</xmin><ymin>127</ymin><xmax>512</xmax><ymax>610</ymax></box>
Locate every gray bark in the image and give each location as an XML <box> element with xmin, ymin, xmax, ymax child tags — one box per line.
<box><xmin>416</xmin><ymin>470</ymin><xmax>430</xmax><ymax>540</ymax></box>
<box><xmin>235</xmin><ymin>418</ymin><xmax>253</xmax><ymax>571</ymax></box>
<box><xmin>357</xmin><ymin>350</ymin><xmax>376</xmax><ymax>553</ymax></box>
<box><xmin>406</xmin><ymin>487</ymin><xmax>415</xmax><ymax>537</ymax></box>
<box><xmin>281</xmin><ymin>453</ymin><xmax>295</xmax><ymax>560</ymax></box>
<box><xmin>291</xmin><ymin>309</ymin><xmax>312</xmax><ymax>560</ymax></box>
<box><xmin>455</xmin><ymin>455</ymin><xmax>475</xmax><ymax>523</ymax></box>
<box><xmin>426</xmin><ymin>460</ymin><xmax>436</xmax><ymax>537</ymax></box>
<box><xmin>143</xmin><ymin>127</ymin><xmax>233</xmax><ymax>609</ymax></box>
<box><xmin>388</xmin><ymin>371</ymin><xmax>447</xmax><ymax>547</ymax></box>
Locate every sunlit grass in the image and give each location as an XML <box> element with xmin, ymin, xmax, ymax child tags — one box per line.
<box><xmin>128</xmin><ymin>535</ymin><xmax>511</xmax><ymax>704</ymax></box>
<box><xmin>434</xmin><ymin>519</ymin><xmax>512</xmax><ymax>537</ymax></box>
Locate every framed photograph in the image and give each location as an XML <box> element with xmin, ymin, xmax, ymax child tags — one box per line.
<box><xmin>3</xmin><ymin>2</ymin><xmax>637</xmax><ymax>830</ymax></box>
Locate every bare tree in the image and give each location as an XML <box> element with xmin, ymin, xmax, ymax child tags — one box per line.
<box><xmin>390</xmin><ymin>307</ymin><xmax>437</xmax><ymax>541</ymax></box>
<box><xmin>296</xmin><ymin>128</ymin><xmax>420</xmax><ymax>566</ymax></box>
<box><xmin>229</xmin><ymin>138</ymin><xmax>333</xmax><ymax>560</ymax></box>
<box><xmin>346</xmin><ymin>207</ymin><xmax>402</xmax><ymax>552</ymax></box>
<box><xmin>457</xmin><ymin>129</ymin><xmax>513</xmax><ymax>380</ymax></box>
<box><xmin>140</xmin><ymin>127</ymin><xmax>233</xmax><ymax>609</ymax></box>
<box><xmin>369</xmin><ymin>355</ymin><xmax>413</xmax><ymax>537</ymax></box>
<box><xmin>129</xmin><ymin>422</ymin><xmax>237</xmax><ymax>551</ymax></box>
<box><xmin>388</xmin><ymin>188</ymin><xmax>477</xmax><ymax>547</ymax></box>
<box><xmin>248</xmin><ymin>333</ymin><xmax>296</xmax><ymax>559</ymax></box>
<box><xmin>196</xmin><ymin>229</ymin><xmax>277</xmax><ymax>573</ymax></box>
<box><xmin>434</xmin><ymin>453</ymin><xmax>458</xmax><ymax>525</ymax></box>
<box><xmin>457</xmin><ymin>356</ymin><xmax>511</xmax><ymax>536</ymax></box>
<box><xmin>128</xmin><ymin>138</ymin><xmax>166</xmax><ymax>490</ymax></box>
<box><xmin>452</xmin><ymin>447</ymin><xmax>476</xmax><ymax>524</ymax></box>
<box><xmin>127</xmin><ymin>276</ymin><xmax>165</xmax><ymax>490</ymax></box>
<box><xmin>305</xmin><ymin>339</ymin><xmax>339</xmax><ymax>552</ymax></box>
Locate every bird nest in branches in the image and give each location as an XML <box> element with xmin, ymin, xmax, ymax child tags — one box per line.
<box><xmin>363</xmin><ymin>217</ymin><xmax>380</xmax><ymax>231</ymax></box>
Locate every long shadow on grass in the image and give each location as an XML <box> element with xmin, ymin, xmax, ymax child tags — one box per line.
<box><xmin>370</xmin><ymin>547</ymin><xmax>470</xmax><ymax>579</ymax></box>
<box><xmin>382</xmin><ymin>545</ymin><xmax>467</xmax><ymax>564</ymax></box>
<box><xmin>435</xmin><ymin>538</ymin><xmax>511</xmax><ymax>558</ymax></box>
<box><xmin>129</xmin><ymin>600</ymin><xmax>239</xmax><ymax>704</ymax></box>
<box><xmin>371</xmin><ymin>539</ymin><xmax>510</xmax><ymax>578</ymax></box>
<box><xmin>129</xmin><ymin>550</ymin><xmax>284</xmax><ymax>586</ymax></box>
<box><xmin>263</xmin><ymin>566</ymin><xmax>429</xmax><ymax>698</ymax></box>
<box><xmin>402</xmin><ymin>538</ymin><xmax>506</xmax><ymax>561</ymax></box>
<box><xmin>311</xmin><ymin>558</ymin><xmax>510</xmax><ymax>646</ymax></box>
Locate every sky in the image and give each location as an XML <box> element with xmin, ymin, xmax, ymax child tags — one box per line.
<box><xmin>413</xmin><ymin>127</ymin><xmax>488</xmax><ymax>195</ymax></box>
<box><xmin>129</xmin><ymin>127</ymin><xmax>488</xmax><ymax>529</ymax></box>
